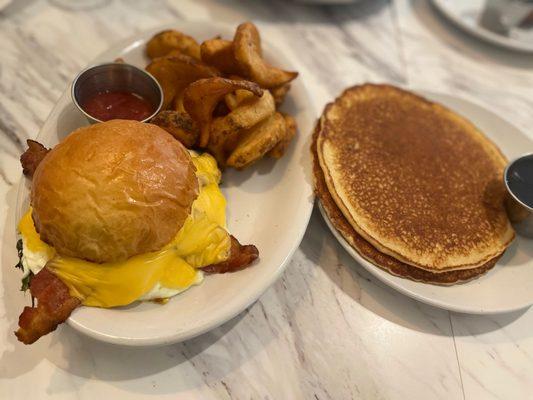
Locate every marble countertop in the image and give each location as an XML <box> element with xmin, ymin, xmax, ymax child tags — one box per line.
<box><xmin>1</xmin><ymin>0</ymin><xmax>533</xmax><ymax>399</ymax></box>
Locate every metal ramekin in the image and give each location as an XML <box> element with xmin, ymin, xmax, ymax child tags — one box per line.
<box><xmin>71</xmin><ymin>62</ymin><xmax>163</xmax><ymax>124</ymax></box>
<box><xmin>504</xmin><ymin>152</ymin><xmax>533</xmax><ymax>237</ymax></box>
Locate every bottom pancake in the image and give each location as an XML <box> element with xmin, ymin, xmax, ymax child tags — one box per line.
<box><xmin>312</xmin><ymin>122</ymin><xmax>500</xmax><ymax>285</ymax></box>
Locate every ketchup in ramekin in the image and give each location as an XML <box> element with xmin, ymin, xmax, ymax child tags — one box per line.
<box><xmin>81</xmin><ymin>91</ymin><xmax>154</xmax><ymax>122</ymax></box>
<box><xmin>72</xmin><ymin>62</ymin><xmax>163</xmax><ymax>124</ymax></box>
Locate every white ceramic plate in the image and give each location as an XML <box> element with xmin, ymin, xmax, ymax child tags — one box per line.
<box><xmin>431</xmin><ymin>0</ymin><xmax>533</xmax><ymax>53</ymax></box>
<box><xmin>15</xmin><ymin>21</ymin><xmax>315</xmax><ymax>345</ymax></box>
<box><xmin>320</xmin><ymin>90</ymin><xmax>533</xmax><ymax>315</ymax></box>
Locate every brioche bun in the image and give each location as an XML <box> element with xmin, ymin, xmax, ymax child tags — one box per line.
<box><xmin>31</xmin><ymin>119</ymin><xmax>198</xmax><ymax>263</ymax></box>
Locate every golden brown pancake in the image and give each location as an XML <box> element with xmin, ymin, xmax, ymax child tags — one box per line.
<box><xmin>317</xmin><ymin>84</ymin><xmax>514</xmax><ymax>272</ymax></box>
<box><xmin>312</xmin><ymin>122</ymin><xmax>501</xmax><ymax>285</ymax></box>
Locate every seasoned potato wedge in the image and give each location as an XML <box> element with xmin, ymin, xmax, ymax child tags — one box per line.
<box><xmin>214</xmin><ymin>90</ymin><xmax>275</xmax><ymax>136</ymax></box>
<box><xmin>183</xmin><ymin>77</ymin><xmax>263</xmax><ymax>147</ymax></box>
<box><xmin>207</xmin><ymin>124</ymin><xmax>232</xmax><ymax>167</ymax></box>
<box><xmin>233</xmin><ymin>22</ymin><xmax>298</xmax><ymax>88</ymax></box>
<box><xmin>151</xmin><ymin>110</ymin><xmax>199</xmax><ymax>148</ymax></box>
<box><xmin>270</xmin><ymin>84</ymin><xmax>291</xmax><ymax>108</ymax></box>
<box><xmin>227</xmin><ymin>112</ymin><xmax>286</xmax><ymax>169</ymax></box>
<box><xmin>146</xmin><ymin>54</ymin><xmax>219</xmax><ymax>109</ymax></box>
<box><xmin>146</xmin><ymin>30</ymin><xmax>201</xmax><ymax>60</ymax></box>
<box><xmin>225</xmin><ymin>89</ymin><xmax>257</xmax><ymax>110</ymax></box>
<box><xmin>268</xmin><ymin>113</ymin><xmax>296</xmax><ymax>158</ymax></box>
<box><xmin>145</xmin><ymin>24</ymin><xmax>298</xmax><ymax>168</ymax></box>
<box><xmin>172</xmin><ymin>91</ymin><xmax>186</xmax><ymax>113</ymax></box>
<box><xmin>146</xmin><ymin>58</ymin><xmax>179</xmax><ymax>109</ymax></box>
<box><xmin>208</xmin><ymin>90</ymin><xmax>275</xmax><ymax>165</ymax></box>
<box><xmin>200</xmin><ymin>38</ymin><xmax>241</xmax><ymax>75</ymax></box>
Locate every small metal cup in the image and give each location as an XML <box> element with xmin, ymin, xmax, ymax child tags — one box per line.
<box><xmin>71</xmin><ymin>62</ymin><xmax>163</xmax><ymax>124</ymax></box>
<box><xmin>504</xmin><ymin>153</ymin><xmax>533</xmax><ymax>237</ymax></box>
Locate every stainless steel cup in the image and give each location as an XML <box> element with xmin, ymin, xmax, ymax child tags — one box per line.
<box><xmin>504</xmin><ymin>153</ymin><xmax>533</xmax><ymax>237</ymax></box>
<box><xmin>71</xmin><ymin>62</ymin><xmax>163</xmax><ymax>124</ymax></box>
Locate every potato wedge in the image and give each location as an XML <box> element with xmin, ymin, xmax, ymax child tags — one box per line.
<box><xmin>146</xmin><ymin>30</ymin><xmax>201</xmax><ymax>60</ymax></box>
<box><xmin>172</xmin><ymin>91</ymin><xmax>186</xmax><ymax>113</ymax></box>
<box><xmin>209</xmin><ymin>90</ymin><xmax>275</xmax><ymax>165</ymax></box>
<box><xmin>164</xmin><ymin>48</ymin><xmax>186</xmax><ymax>58</ymax></box>
<box><xmin>227</xmin><ymin>112</ymin><xmax>286</xmax><ymax>169</ymax></box>
<box><xmin>151</xmin><ymin>110</ymin><xmax>199</xmax><ymax>148</ymax></box>
<box><xmin>233</xmin><ymin>22</ymin><xmax>298</xmax><ymax>89</ymax></box>
<box><xmin>183</xmin><ymin>77</ymin><xmax>263</xmax><ymax>147</ymax></box>
<box><xmin>268</xmin><ymin>113</ymin><xmax>296</xmax><ymax>158</ymax></box>
<box><xmin>207</xmin><ymin>123</ymin><xmax>232</xmax><ymax>166</ymax></box>
<box><xmin>227</xmin><ymin>74</ymin><xmax>247</xmax><ymax>81</ymax></box>
<box><xmin>213</xmin><ymin>90</ymin><xmax>275</xmax><ymax>137</ymax></box>
<box><xmin>200</xmin><ymin>38</ymin><xmax>241</xmax><ymax>75</ymax></box>
<box><xmin>146</xmin><ymin>58</ymin><xmax>178</xmax><ymax>109</ymax></box>
<box><xmin>175</xmin><ymin>82</ymin><xmax>229</xmax><ymax>117</ymax></box>
<box><xmin>225</xmin><ymin>89</ymin><xmax>257</xmax><ymax>110</ymax></box>
<box><xmin>146</xmin><ymin>54</ymin><xmax>220</xmax><ymax>109</ymax></box>
<box><xmin>270</xmin><ymin>83</ymin><xmax>290</xmax><ymax>108</ymax></box>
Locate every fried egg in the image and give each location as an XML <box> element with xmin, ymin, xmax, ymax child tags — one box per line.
<box><xmin>17</xmin><ymin>152</ymin><xmax>230</xmax><ymax>308</ymax></box>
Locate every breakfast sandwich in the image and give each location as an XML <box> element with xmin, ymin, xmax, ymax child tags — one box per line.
<box><xmin>15</xmin><ymin>119</ymin><xmax>258</xmax><ymax>344</ymax></box>
<box><xmin>313</xmin><ymin>84</ymin><xmax>514</xmax><ymax>284</ymax></box>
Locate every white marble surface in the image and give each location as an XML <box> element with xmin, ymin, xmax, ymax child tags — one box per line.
<box><xmin>0</xmin><ymin>0</ymin><xmax>532</xmax><ymax>399</ymax></box>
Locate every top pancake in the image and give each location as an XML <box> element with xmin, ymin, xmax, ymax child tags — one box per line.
<box><xmin>312</xmin><ymin>120</ymin><xmax>500</xmax><ymax>285</ymax></box>
<box><xmin>317</xmin><ymin>84</ymin><xmax>514</xmax><ymax>272</ymax></box>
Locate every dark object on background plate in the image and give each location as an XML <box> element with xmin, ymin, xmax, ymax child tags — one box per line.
<box><xmin>479</xmin><ymin>0</ymin><xmax>533</xmax><ymax>35</ymax></box>
<box><xmin>72</xmin><ymin>62</ymin><xmax>163</xmax><ymax>124</ymax></box>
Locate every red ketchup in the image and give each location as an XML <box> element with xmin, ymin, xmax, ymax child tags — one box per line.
<box><xmin>81</xmin><ymin>91</ymin><xmax>154</xmax><ymax>121</ymax></box>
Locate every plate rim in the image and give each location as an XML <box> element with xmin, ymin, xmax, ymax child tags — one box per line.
<box><xmin>16</xmin><ymin>20</ymin><xmax>316</xmax><ymax>346</ymax></box>
<box><xmin>430</xmin><ymin>0</ymin><xmax>533</xmax><ymax>53</ymax></box>
<box><xmin>317</xmin><ymin>89</ymin><xmax>533</xmax><ymax>315</ymax></box>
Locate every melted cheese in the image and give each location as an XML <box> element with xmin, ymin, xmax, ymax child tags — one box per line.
<box><xmin>18</xmin><ymin>152</ymin><xmax>229</xmax><ymax>308</ymax></box>
<box><xmin>18</xmin><ymin>211</ymin><xmax>55</xmax><ymax>259</ymax></box>
<box><xmin>18</xmin><ymin>210</ymin><xmax>55</xmax><ymax>277</ymax></box>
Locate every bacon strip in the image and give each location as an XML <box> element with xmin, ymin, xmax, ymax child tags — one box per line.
<box><xmin>15</xmin><ymin>268</ymin><xmax>80</xmax><ymax>345</ymax></box>
<box><xmin>203</xmin><ymin>235</ymin><xmax>259</xmax><ymax>274</ymax></box>
<box><xmin>20</xmin><ymin>139</ymin><xmax>50</xmax><ymax>177</ymax></box>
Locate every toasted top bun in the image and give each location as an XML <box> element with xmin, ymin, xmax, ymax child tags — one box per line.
<box><xmin>31</xmin><ymin>119</ymin><xmax>198</xmax><ymax>263</ymax></box>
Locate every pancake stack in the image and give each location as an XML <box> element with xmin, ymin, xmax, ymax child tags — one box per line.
<box><xmin>313</xmin><ymin>84</ymin><xmax>515</xmax><ymax>284</ymax></box>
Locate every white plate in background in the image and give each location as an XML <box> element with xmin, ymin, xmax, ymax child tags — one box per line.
<box><xmin>431</xmin><ymin>0</ymin><xmax>533</xmax><ymax>52</ymax></box>
<box><xmin>15</xmin><ymin>21</ymin><xmax>316</xmax><ymax>345</ymax></box>
<box><xmin>320</xmin><ymin>91</ymin><xmax>533</xmax><ymax>314</ymax></box>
